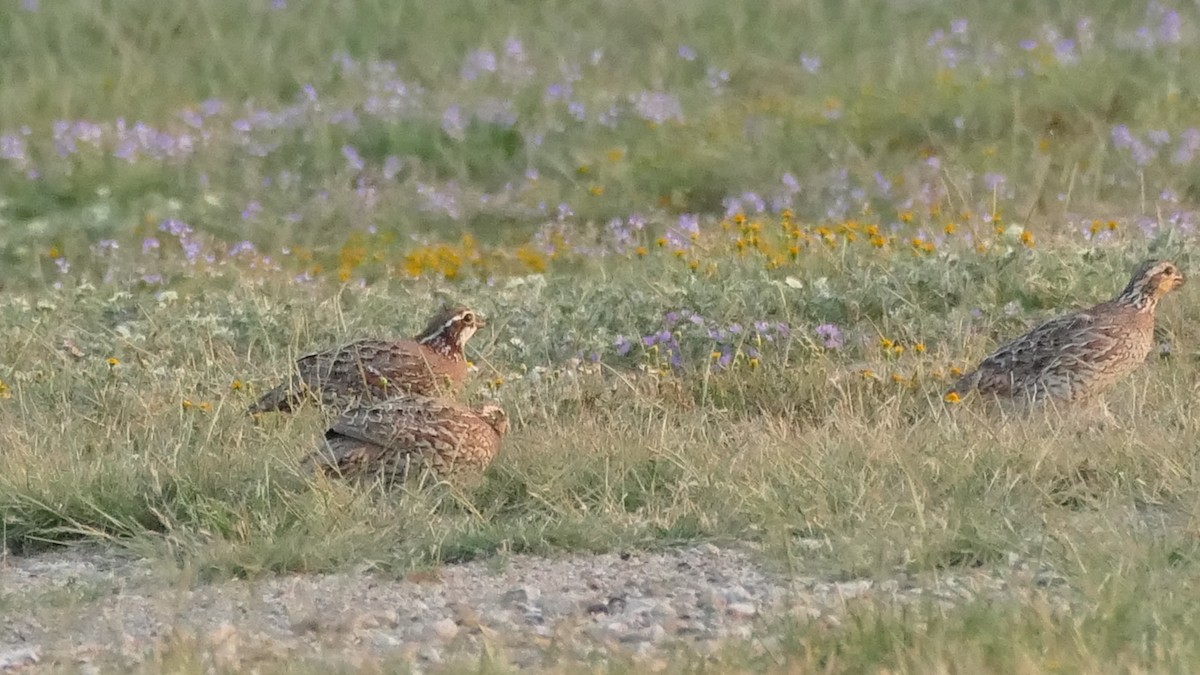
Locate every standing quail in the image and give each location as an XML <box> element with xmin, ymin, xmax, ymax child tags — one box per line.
<box><xmin>304</xmin><ymin>393</ymin><xmax>509</xmax><ymax>482</ymax></box>
<box><xmin>947</xmin><ymin>259</ymin><xmax>1185</xmax><ymax>406</ymax></box>
<box><xmin>249</xmin><ymin>304</ymin><xmax>484</xmax><ymax>414</ymax></box>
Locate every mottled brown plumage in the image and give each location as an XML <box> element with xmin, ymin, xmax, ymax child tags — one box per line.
<box><xmin>304</xmin><ymin>393</ymin><xmax>509</xmax><ymax>482</ymax></box>
<box><xmin>249</xmin><ymin>304</ymin><xmax>484</xmax><ymax>414</ymax></box>
<box><xmin>947</xmin><ymin>259</ymin><xmax>1184</xmax><ymax>406</ymax></box>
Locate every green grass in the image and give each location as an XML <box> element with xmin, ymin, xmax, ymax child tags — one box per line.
<box><xmin>5</xmin><ymin>0</ymin><xmax>1200</xmax><ymax>671</ymax></box>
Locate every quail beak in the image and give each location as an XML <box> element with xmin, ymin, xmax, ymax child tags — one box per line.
<box><xmin>474</xmin><ymin>314</ymin><xmax>488</xmax><ymax>328</ymax></box>
<box><xmin>1173</xmin><ymin>275</ymin><xmax>1186</xmax><ymax>290</ymax></box>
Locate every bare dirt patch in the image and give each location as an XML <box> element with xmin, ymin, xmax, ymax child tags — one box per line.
<box><xmin>0</xmin><ymin>542</ymin><xmax>1070</xmax><ymax>673</ymax></box>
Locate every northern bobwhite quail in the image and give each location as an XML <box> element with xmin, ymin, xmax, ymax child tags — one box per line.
<box><xmin>249</xmin><ymin>304</ymin><xmax>485</xmax><ymax>414</ymax></box>
<box><xmin>303</xmin><ymin>393</ymin><xmax>509</xmax><ymax>482</ymax></box>
<box><xmin>947</xmin><ymin>259</ymin><xmax>1185</xmax><ymax>406</ymax></box>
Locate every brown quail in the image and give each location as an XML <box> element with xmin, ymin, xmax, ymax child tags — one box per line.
<box><xmin>249</xmin><ymin>304</ymin><xmax>484</xmax><ymax>414</ymax></box>
<box><xmin>947</xmin><ymin>259</ymin><xmax>1185</xmax><ymax>406</ymax></box>
<box><xmin>303</xmin><ymin>393</ymin><xmax>509</xmax><ymax>482</ymax></box>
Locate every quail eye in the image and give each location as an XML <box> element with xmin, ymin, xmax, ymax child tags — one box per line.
<box><xmin>462</xmin><ymin>312</ymin><xmax>476</xmax><ymax>325</ymax></box>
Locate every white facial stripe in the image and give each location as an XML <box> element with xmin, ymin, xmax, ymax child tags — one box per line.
<box><xmin>417</xmin><ymin>311</ymin><xmax>471</xmax><ymax>345</ymax></box>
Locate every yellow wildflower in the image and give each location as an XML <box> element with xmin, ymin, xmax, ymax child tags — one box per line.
<box><xmin>944</xmin><ymin>392</ymin><xmax>962</xmax><ymax>404</ymax></box>
<box><xmin>748</xmin><ymin>358</ymin><xmax>760</xmax><ymax>370</ymax></box>
<box><xmin>589</xmin><ymin>185</ymin><xmax>605</xmax><ymax>196</ymax></box>
<box><xmin>949</xmin><ymin>366</ymin><xmax>963</xmax><ymax>377</ymax></box>
<box><xmin>1020</xmin><ymin>230</ymin><xmax>1034</xmax><ymax>248</ymax></box>
<box><xmin>0</xmin><ymin>380</ymin><xmax>10</xmax><ymax>399</ymax></box>
<box><xmin>106</xmin><ymin>357</ymin><xmax>120</xmax><ymax>367</ymax></box>
<box><xmin>516</xmin><ymin>244</ymin><xmax>547</xmax><ymax>273</ymax></box>
<box><xmin>655</xmin><ymin>237</ymin><xmax>667</xmax><ymax>248</ymax></box>
<box><xmin>199</xmin><ymin>402</ymin><xmax>213</xmax><ymax>413</ymax></box>
<box><xmin>899</xmin><ymin>211</ymin><xmax>914</xmax><ymax>223</ymax></box>
<box><xmin>606</xmin><ymin>148</ymin><xmax>625</xmax><ymax>162</ymax></box>
<box><xmin>914</xmin><ymin>342</ymin><xmax>926</xmax><ymax>354</ymax></box>
<box><xmin>879</xmin><ymin>337</ymin><xmax>894</xmax><ymax>349</ymax></box>
<box><xmin>230</xmin><ymin>379</ymin><xmax>244</xmax><ymax>391</ymax></box>
<box><xmin>943</xmin><ymin>223</ymin><xmax>957</xmax><ymax>235</ymax></box>
<box><xmin>635</xmin><ymin>246</ymin><xmax>648</xmax><ymax>257</ymax></box>
<box><xmin>891</xmin><ymin>373</ymin><xmax>907</xmax><ymax>384</ymax></box>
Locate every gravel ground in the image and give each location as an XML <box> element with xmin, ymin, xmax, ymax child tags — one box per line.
<box><xmin>0</xmin><ymin>542</ymin><xmax>1067</xmax><ymax>673</ymax></box>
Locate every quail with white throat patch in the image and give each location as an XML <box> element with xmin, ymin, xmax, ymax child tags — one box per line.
<box><xmin>249</xmin><ymin>304</ymin><xmax>485</xmax><ymax>414</ymax></box>
<box><xmin>946</xmin><ymin>259</ymin><xmax>1184</xmax><ymax>406</ymax></box>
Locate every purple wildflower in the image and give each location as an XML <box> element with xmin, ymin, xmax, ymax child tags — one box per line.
<box><xmin>1053</xmin><ymin>38</ymin><xmax>1077</xmax><ymax>65</ymax></box>
<box><xmin>815</xmin><ymin>324</ymin><xmax>844</xmax><ymax>349</ymax></box>
<box><xmin>1159</xmin><ymin>10</ymin><xmax>1182</xmax><ymax>44</ymax></box>
<box><xmin>614</xmin><ymin>336</ymin><xmax>633</xmax><ymax>356</ymax></box>
<box><xmin>241</xmin><ymin>201</ymin><xmax>262</xmax><ymax>221</ymax></box>
<box><xmin>631</xmin><ymin>92</ymin><xmax>684</xmax><ymax>124</ymax></box>
<box><xmin>158</xmin><ymin>219</ymin><xmax>192</xmax><ymax>237</ymax></box>
<box><xmin>228</xmin><ymin>241</ymin><xmax>256</xmax><ymax>256</ymax></box>
<box><xmin>383</xmin><ymin>156</ymin><xmax>403</xmax><ymax>180</ymax></box>
<box><xmin>982</xmin><ymin>173</ymin><xmax>1007</xmax><ymax>191</ymax></box>
<box><xmin>782</xmin><ymin>172</ymin><xmax>801</xmax><ymax>193</ymax></box>
<box><xmin>341</xmin><ymin>145</ymin><xmax>365</xmax><ymax>172</ymax></box>
<box><xmin>0</xmin><ymin>134</ymin><xmax>27</xmax><ymax>167</ymax></box>
<box><xmin>460</xmin><ymin>49</ymin><xmax>498</xmax><ymax>81</ymax></box>
<box><xmin>544</xmin><ymin>82</ymin><xmax>570</xmax><ymax>102</ymax></box>
<box><xmin>441</xmin><ymin>105</ymin><xmax>466</xmax><ymax>139</ymax></box>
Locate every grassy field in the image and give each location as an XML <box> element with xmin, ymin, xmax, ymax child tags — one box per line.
<box><xmin>4</xmin><ymin>0</ymin><xmax>1200</xmax><ymax>671</ymax></box>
